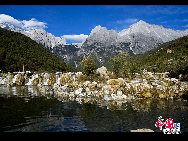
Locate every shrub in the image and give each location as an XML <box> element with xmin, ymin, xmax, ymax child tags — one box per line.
<box><xmin>80</xmin><ymin>56</ymin><xmax>97</xmax><ymax>76</ymax></box>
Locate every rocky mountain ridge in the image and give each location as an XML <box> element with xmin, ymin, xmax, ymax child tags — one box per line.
<box><xmin>0</xmin><ymin>22</ymin><xmax>66</xmax><ymax>50</ymax></box>
<box><xmin>1</xmin><ymin>20</ymin><xmax>188</xmax><ymax>68</ymax></box>
<box><xmin>67</xmin><ymin>20</ymin><xmax>188</xmax><ymax>67</ymax></box>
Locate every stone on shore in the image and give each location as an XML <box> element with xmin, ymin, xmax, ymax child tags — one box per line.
<box><xmin>96</xmin><ymin>66</ymin><xmax>109</xmax><ymax>79</ymax></box>
<box><xmin>130</xmin><ymin>128</ymin><xmax>154</xmax><ymax>132</ymax></box>
<box><xmin>107</xmin><ymin>78</ymin><xmax>124</xmax><ymax>86</ymax></box>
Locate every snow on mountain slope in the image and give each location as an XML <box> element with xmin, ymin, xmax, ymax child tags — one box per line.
<box><xmin>118</xmin><ymin>20</ymin><xmax>188</xmax><ymax>43</ymax></box>
<box><xmin>0</xmin><ymin>22</ymin><xmax>66</xmax><ymax>49</ymax></box>
<box><xmin>1</xmin><ymin>20</ymin><xmax>188</xmax><ymax>68</ymax></box>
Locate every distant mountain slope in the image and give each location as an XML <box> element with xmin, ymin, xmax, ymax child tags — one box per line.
<box><xmin>135</xmin><ymin>35</ymin><xmax>188</xmax><ymax>80</ymax></box>
<box><xmin>0</xmin><ymin>22</ymin><xmax>66</xmax><ymax>50</ymax></box>
<box><xmin>0</xmin><ymin>28</ymin><xmax>75</xmax><ymax>73</ymax></box>
<box><xmin>1</xmin><ymin>20</ymin><xmax>188</xmax><ymax>69</ymax></box>
<box><xmin>55</xmin><ymin>20</ymin><xmax>188</xmax><ymax>68</ymax></box>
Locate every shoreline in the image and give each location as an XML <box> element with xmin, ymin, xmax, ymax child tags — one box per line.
<box><xmin>0</xmin><ymin>70</ymin><xmax>188</xmax><ymax>101</ymax></box>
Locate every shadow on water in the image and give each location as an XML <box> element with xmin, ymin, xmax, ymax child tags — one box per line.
<box><xmin>0</xmin><ymin>85</ymin><xmax>188</xmax><ymax>132</ymax></box>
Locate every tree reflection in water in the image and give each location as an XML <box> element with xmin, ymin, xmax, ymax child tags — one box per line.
<box><xmin>0</xmin><ymin>85</ymin><xmax>188</xmax><ymax>132</ymax></box>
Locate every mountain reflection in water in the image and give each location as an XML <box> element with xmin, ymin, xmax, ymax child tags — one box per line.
<box><xmin>0</xmin><ymin>86</ymin><xmax>188</xmax><ymax>132</ymax></box>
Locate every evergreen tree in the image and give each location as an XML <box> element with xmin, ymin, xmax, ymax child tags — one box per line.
<box><xmin>0</xmin><ymin>28</ymin><xmax>76</xmax><ymax>73</ymax></box>
<box><xmin>80</xmin><ymin>56</ymin><xmax>97</xmax><ymax>76</ymax></box>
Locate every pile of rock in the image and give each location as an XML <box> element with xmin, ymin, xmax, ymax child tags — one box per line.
<box><xmin>0</xmin><ymin>67</ymin><xmax>188</xmax><ymax>101</ymax></box>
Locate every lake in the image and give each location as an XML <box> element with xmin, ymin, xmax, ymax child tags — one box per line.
<box><xmin>0</xmin><ymin>86</ymin><xmax>188</xmax><ymax>132</ymax></box>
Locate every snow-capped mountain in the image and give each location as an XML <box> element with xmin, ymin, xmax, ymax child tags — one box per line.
<box><xmin>117</xmin><ymin>20</ymin><xmax>188</xmax><ymax>54</ymax></box>
<box><xmin>118</xmin><ymin>20</ymin><xmax>188</xmax><ymax>42</ymax></box>
<box><xmin>77</xmin><ymin>25</ymin><xmax>132</xmax><ymax>65</ymax></box>
<box><xmin>1</xmin><ymin>20</ymin><xmax>188</xmax><ymax>68</ymax></box>
<box><xmin>63</xmin><ymin>20</ymin><xmax>188</xmax><ymax>67</ymax></box>
<box><xmin>0</xmin><ymin>22</ymin><xmax>66</xmax><ymax>49</ymax></box>
<box><xmin>81</xmin><ymin>20</ymin><xmax>188</xmax><ymax>55</ymax></box>
<box><xmin>26</xmin><ymin>28</ymin><xmax>66</xmax><ymax>50</ymax></box>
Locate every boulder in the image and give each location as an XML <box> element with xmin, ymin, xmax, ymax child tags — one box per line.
<box><xmin>96</xmin><ymin>66</ymin><xmax>108</xmax><ymax>78</ymax></box>
<box><xmin>104</xmin><ymin>94</ymin><xmax>113</xmax><ymax>101</ymax></box>
<box><xmin>102</xmin><ymin>85</ymin><xmax>111</xmax><ymax>90</ymax></box>
<box><xmin>33</xmin><ymin>78</ymin><xmax>39</xmax><ymax>86</ymax></box>
<box><xmin>142</xmin><ymin>91</ymin><xmax>152</xmax><ymax>98</ymax></box>
<box><xmin>75</xmin><ymin>88</ymin><xmax>83</xmax><ymax>95</ymax></box>
<box><xmin>117</xmin><ymin>90</ymin><xmax>123</xmax><ymax>96</ymax></box>
<box><xmin>83</xmin><ymin>81</ymin><xmax>91</xmax><ymax>87</ymax></box>
<box><xmin>75</xmin><ymin>72</ymin><xmax>83</xmax><ymax>78</ymax></box>
<box><xmin>107</xmin><ymin>79</ymin><xmax>124</xmax><ymax>86</ymax></box>
<box><xmin>130</xmin><ymin>128</ymin><xmax>154</xmax><ymax>132</ymax></box>
<box><xmin>104</xmin><ymin>90</ymin><xmax>110</xmax><ymax>95</ymax></box>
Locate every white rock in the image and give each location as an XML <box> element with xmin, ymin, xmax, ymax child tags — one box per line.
<box><xmin>75</xmin><ymin>88</ymin><xmax>83</xmax><ymax>95</ymax></box>
<box><xmin>96</xmin><ymin>66</ymin><xmax>108</xmax><ymax>77</ymax></box>
<box><xmin>104</xmin><ymin>90</ymin><xmax>110</xmax><ymax>95</ymax></box>
<box><xmin>122</xmin><ymin>94</ymin><xmax>127</xmax><ymax>99</ymax></box>
<box><xmin>117</xmin><ymin>90</ymin><xmax>122</xmax><ymax>96</ymax></box>
<box><xmin>92</xmin><ymin>81</ymin><xmax>97</xmax><ymax>85</ymax></box>
<box><xmin>83</xmin><ymin>81</ymin><xmax>91</xmax><ymax>86</ymax></box>
<box><xmin>104</xmin><ymin>94</ymin><xmax>113</xmax><ymax>101</ymax></box>
<box><xmin>130</xmin><ymin>128</ymin><xmax>154</xmax><ymax>132</ymax></box>
<box><xmin>85</xmin><ymin>87</ymin><xmax>90</xmax><ymax>92</ymax></box>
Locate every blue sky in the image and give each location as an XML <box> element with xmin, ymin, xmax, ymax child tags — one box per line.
<box><xmin>0</xmin><ymin>5</ymin><xmax>188</xmax><ymax>44</ymax></box>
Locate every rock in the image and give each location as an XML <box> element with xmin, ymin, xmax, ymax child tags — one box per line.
<box><xmin>131</xmin><ymin>79</ymin><xmax>142</xmax><ymax>84</ymax></box>
<box><xmin>107</xmin><ymin>79</ymin><xmax>124</xmax><ymax>86</ymax></box>
<box><xmin>92</xmin><ymin>81</ymin><xmax>97</xmax><ymax>85</ymax></box>
<box><xmin>53</xmin><ymin>83</ymin><xmax>60</xmax><ymax>89</ymax></box>
<box><xmin>48</xmin><ymin>79</ymin><xmax>52</xmax><ymax>86</ymax></box>
<box><xmin>102</xmin><ymin>85</ymin><xmax>111</xmax><ymax>90</ymax></box>
<box><xmin>171</xmin><ymin>78</ymin><xmax>179</xmax><ymax>83</ymax></box>
<box><xmin>97</xmin><ymin>83</ymin><xmax>103</xmax><ymax>88</ymax></box>
<box><xmin>104</xmin><ymin>90</ymin><xmax>110</xmax><ymax>95</ymax></box>
<box><xmin>159</xmin><ymin>93</ymin><xmax>167</xmax><ymax>99</ymax></box>
<box><xmin>83</xmin><ymin>81</ymin><xmax>91</xmax><ymax>87</ymax></box>
<box><xmin>33</xmin><ymin>78</ymin><xmax>39</xmax><ymax>85</ymax></box>
<box><xmin>121</xmin><ymin>94</ymin><xmax>127</xmax><ymax>99</ymax></box>
<box><xmin>75</xmin><ymin>72</ymin><xmax>82</xmax><ymax>78</ymax></box>
<box><xmin>96</xmin><ymin>66</ymin><xmax>109</xmax><ymax>78</ymax></box>
<box><xmin>130</xmin><ymin>128</ymin><xmax>154</xmax><ymax>132</ymax></box>
<box><xmin>75</xmin><ymin>88</ymin><xmax>83</xmax><ymax>95</ymax></box>
<box><xmin>104</xmin><ymin>94</ymin><xmax>113</xmax><ymax>101</ymax></box>
<box><xmin>85</xmin><ymin>87</ymin><xmax>90</xmax><ymax>92</ymax></box>
<box><xmin>117</xmin><ymin>90</ymin><xmax>122</xmax><ymax>96</ymax></box>
<box><xmin>37</xmin><ymin>83</ymin><xmax>43</xmax><ymax>88</ymax></box>
<box><xmin>88</xmin><ymin>81</ymin><xmax>97</xmax><ymax>89</ymax></box>
<box><xmin>61</xmin><ymin>85</ymin><xmax>68</xmax><ymax>91</ymax></box>
<box><xmin>142</xmin><ymin>91</ymin><xmax>152</xmax><ymax>98</ymax></box>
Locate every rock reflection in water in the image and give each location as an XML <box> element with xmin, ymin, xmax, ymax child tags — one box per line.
<box><xmin>0</xmin><ymin>85</ymin><xmax>188</xmax><ymax>132</ymax></box>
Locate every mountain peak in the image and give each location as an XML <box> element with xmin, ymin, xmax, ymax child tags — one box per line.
<box><xmin>137</xmin><ymin>20</ymin><xmax>147</xmax><ymax>24</ymax></box>
<box><xmin>90</xmin><ymin>25</ymin><xmax>108</xmax><ymax>35</ymax></box>
<box><xmin>132</xmin><ymin>20</ymin><xmax>149</xmax><ymax>27</ymax></box>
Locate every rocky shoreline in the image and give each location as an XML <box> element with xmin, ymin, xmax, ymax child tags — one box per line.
<box><xmin>0</xmin><ymin>67</ymin><xmax>188</xmax><ymax>101</ymax></box>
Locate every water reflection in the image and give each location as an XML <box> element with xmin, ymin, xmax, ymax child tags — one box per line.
<box><xmin>0</xmin><ymin>85</ymin><xmax>188</xmax><ymax>132</ymax></box>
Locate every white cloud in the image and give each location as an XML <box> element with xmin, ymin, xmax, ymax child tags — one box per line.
<box><xmin>62</xmin><ymin>34</ymin><xmax>88</xmax><ymax>43</ymax></box>
<box><xmin>116</xmin><ymin>18</ymin><xmax>138</xmax><ymax>25</ymax></box>
<box><xmin>0</xmin><ymin>14</ymin><xmax>23</xmax><ymax>27</ymax></box>
<box><xmin>111</xmin><ymin>18</ymin><xmax>139</xmax><ymax>32</ymax></box>
<box><xmin>183</xmin><ymin>24</ymin><xmax>188</xmax><ymax>28</ymax></box>
<box><xmin>22</xmin><ymin>18</ymin><xmax>47</xmax><ymax>29</ymax></box>
<box><xmin>0</xmin><ymin>14</ymin><xmax>47</xmax><ymax>30</ymax></box>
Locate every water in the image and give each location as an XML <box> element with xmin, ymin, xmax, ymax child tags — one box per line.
<box><xmin>0</xmin><ymin>85</ymin><xmax>188</xmax><ymax>132</ymax></box>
